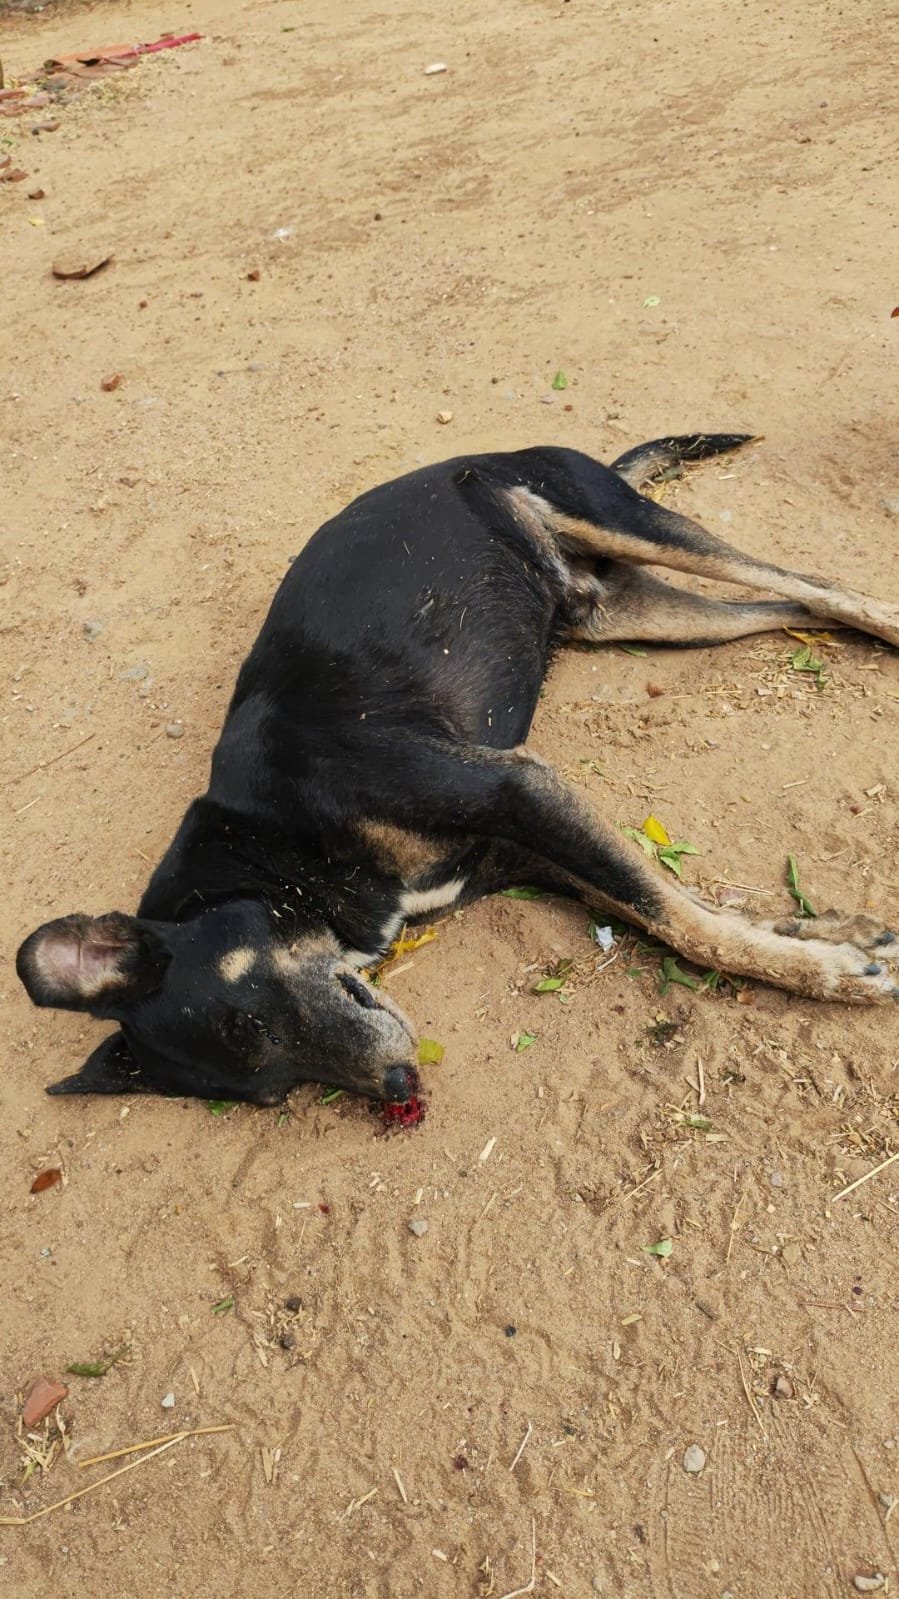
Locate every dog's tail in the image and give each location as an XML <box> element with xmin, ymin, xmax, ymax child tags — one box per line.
<box><xmin>610</xmin><ymin>432</ymin><xmax>756</xmax><ymax>490</ymax></box>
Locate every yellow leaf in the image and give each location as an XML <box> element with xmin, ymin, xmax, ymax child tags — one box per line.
<box><xmin>386</xmin><ymin>927</ymin><xmax>438</xmax><ymax>960</ymax></box>
<box><xmin>642</xmin><ymin>815</ymin><xmax>671</xmax><ymax>847</ymax></box>
<box><xmin>783</xmin><ymin>627</ymin><xmax>835</xmax><ymax>645</ymax></box>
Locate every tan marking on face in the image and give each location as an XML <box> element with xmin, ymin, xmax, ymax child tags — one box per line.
<box><xmin>218</xmin><ymin>947</ymin><xmax>257</xmax><ymax>983</ymax></box>
<box><xmin>271</xmin><ymin>932</ymin><xmax>340</xmax><ymax>979</ymax></box>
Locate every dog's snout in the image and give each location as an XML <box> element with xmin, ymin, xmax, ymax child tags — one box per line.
<box><xmin>383</xmin><ymin>1064</ymin><xmax>418</xmax><ymax>1102</ymax></box>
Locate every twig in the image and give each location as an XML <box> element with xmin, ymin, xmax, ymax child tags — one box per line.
<box><xmin>509</xmin><ymin>1420</ymin><xmax>532</xmax><ymax>1473</ymax></box>
<box><xmin>3</xmin><ymin>732</ymin><xmax>95</xmax><ymax>789</ymax></box>
<box><xmin>725</xmin><ymin>1189</ymin><xmax>748</xmax><ymax>1263</ymax></box>
<box><xmin>497</xmin><ymin>1517</ymin><xmax>537</xmax><ymax>1599</ymax></box>
<box><xmin>697</xmin><ymin>1056</ymin><xmax>705</xmax><ymax>1109</ymax></box>
<box><xmin>832</xmin><ymin>1149</ymin><xmax>899</xmax><ymax>1203</ymax></box>
<box><xmin>0</xmin><ymin>1426</ymin><xmax>231</xmax><ymax>1525</ymax></box>
<box><xmin>77</xmin><ymin>1422</ymin><xmax>234</xmax><ymax>1469</ymax></box>
<box><xmin>392</xmin><ymin>1466</ymin><xmax>408</xmax><ymax>1503</ymax></box>
<box><xmin>737</xmin><ymin>1350</ymin><xmax>767</xmax><ymax>1438</ymax></box>
<box><xmin>619</xmin><ymin>1166</ymin><xmax>661</xmax><ymax>1204</ymax></box>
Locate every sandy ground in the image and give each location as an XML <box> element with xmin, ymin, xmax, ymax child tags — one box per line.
<box><xmin>2</xmin><ymin>1</ymin><xmax>899</xmax><ymax>1594</ymax></box>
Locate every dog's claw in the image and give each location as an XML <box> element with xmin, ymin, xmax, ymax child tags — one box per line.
<box><xmin>863</xmin><ymin>962</ymin><xmax>884</xmax><ymax>976</ymax></box>
<box><xmin>874</xmin><ymin>931</ymin><xmax>897</xmax><ymax>947</ymax></box>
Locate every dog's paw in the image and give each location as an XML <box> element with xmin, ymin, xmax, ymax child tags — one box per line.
<box><xmin>771</xmin><ymin>909</ymin><xmax>896</xmax><ymax>951</ymax></box>
<box><xmin>813</xmin><ymin>937</ymin><xmax>899</xmax><ymax>1003</ymax></box>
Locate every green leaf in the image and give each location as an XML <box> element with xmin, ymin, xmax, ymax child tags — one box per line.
<box><xmin>417</xmin><ymin>1038</ymin><xmax>445</xmax><ymax>1066</ymax></box>
<box><xmin>212</xmin><ymin>1296</ymin><xmax>234</xmax><ymax>1315</ymax></box>
<box><xmin>658</xmin><ymin>955</ymin><xmax>701</xmax><ymax>994</ymax></box>
<box><xmin>277</xmin><ymin>1110</ymin><xmax>288</xmax><ymax>1126</ymax></box>
<box><xmin>319</xmin><ymin>1088</ymin><xmax>344</xmax><ymax>1104</ymax></box>
<box><xmin>207</xmin><ymin>1100</ymin><xmax>237</xmax><ymax>1116</ymax></box>
<box><xmin>534</xmin><ymin>977</ymin><xmax>565</xmax><ymax>992</ymax></box>
<box><xmin>66</xmin><ymin>1344</ymin><xmax>129</xmax><ymax>1379</ymax></box>
<box><xmin>502</xmin><ymin>886</ymin><xmax>547</xmax><ymax>900</ymax></box>
<box><xmin>514</xmin><ymin>1031</ymin><xmax>537</xmax><ymax>1052</ymax></box>
<box><xmin>622</xmin><ymin>826</ymin><xmax>659</xmax><ymax>858</ymax></box>
<box><xmin>786</xmin><ymin>853</ymin><xmax>816</xmax><ymax>918</ymax></box>
<box><xmin>551</xmin><ymin>369</ymin><xmax>568</xmax><ymax>391</ymax></box>
<box><xmin>682</xmin><ymin>1114</ymin><xmax>713</xmax><ymax>1130</ymax></box>
<box><xmin>618</xmin><ymin>644</ymin><xmax>648</xmax><ymax>656</ymax></box>
<box><xmin>642</xmin><ymin>295</ymin><xmax>661</xmax><ymax>308</ymax></box>
<box><xmin>642</xmin><ymin>1237</ymin><xmax>672</xmax><ymax>1257</ymax></box>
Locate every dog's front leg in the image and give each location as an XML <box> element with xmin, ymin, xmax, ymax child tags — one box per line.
<box><xmin>386</xmin><ymin>741</ymin><xmax>897</xmax><ymax>1004</ymax></box>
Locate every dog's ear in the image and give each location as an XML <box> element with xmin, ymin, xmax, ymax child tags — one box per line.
<box><xmin>46</xmin><ymin>1030</ymin><xmax>155</xmax><ymax>1096</ymax></box>
<box><xmin>17</xmin><ymin>913</ymin><xmax>171</xmax><ymax>1015</ymax></box>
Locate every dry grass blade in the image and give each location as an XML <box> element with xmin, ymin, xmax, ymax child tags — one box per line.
<box><xmin>1</xmin><ymin>1425</ymin><xmax>235</xmax><ymax>1524</ymax></box>
<box><xmin>77</xmin><ymin>1422</ymin><xmax>234</xmax><ymax>1468</ymax></box>
<box><xmin>737</xmin><ymin>1349</ymin><xmax>767</xmax><ymax>1438</ymax></box>
<box><xmin>509</xmin><ymin>1419</ymin><xmax>532</xmax><ymax>1472</ymax></box>
<box><xmin>832</xmin><ymin>1149</ymin><xmax>899</xmax><ymax>1202</ymax></box>
<box><xmin>497</xmin><ymin>1517</ymin><xmax>537</xmax><ymax>1599</ymax></box>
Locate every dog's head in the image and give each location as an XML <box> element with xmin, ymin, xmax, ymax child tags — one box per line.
<box><xmin>16</xmin><ymin>901</ymin><xmax>419</xmax><ymax>1105</ymax></box>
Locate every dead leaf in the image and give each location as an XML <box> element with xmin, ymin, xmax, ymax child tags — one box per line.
<box><xmin>30</xmin><ymin>1168</ymin><xmax>62</xmax><ymax>1194</ymax></box>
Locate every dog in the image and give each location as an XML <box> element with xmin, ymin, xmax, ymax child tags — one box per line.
<box><xmin>16</xmin><ymin>433</ymin><xmax>899</xmax><ymax>1108</ymax></box>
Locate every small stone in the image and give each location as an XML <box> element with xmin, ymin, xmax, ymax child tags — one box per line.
<box><xmin>22</xmin><ymin>1377</ymin><xmax>68</xmax><ymax>1428</ymax></box>
<box><xmin>246</xmin><ymin>268</ymin><xmax>261</xmax><ymax>281</ymax></box>
<box><xmin>436</xmin><ymin>409</ymin><xmax>453</xmax><ymax>424</ymax></box>
<box><xmin>682</xmin><ymin>1443</ymin><xmax>706</xmax><ymax>1474</ymax></box>
<box><xmin>408</xmin><ymin>1218</ymin><xmax>428</xmax><ymax>1237</ymax></box>
<box><xmin>424</xmin><ymin>62</ymin><xmax>448</xmax><ymax>74</ymax></box>
<box><xmin>853</xmin><ymin>1576</ymin><xmax>886</xmax><ymax>1593</ymax></box>
<box><xmin>165</xmin><ymin>722</ymin><xmax>185</xmax><ymax>739</ymax></box>
<box><xmin>100</xmin><ymin>373</ymin><xmax>122</xmax><ymax>392</ymax></box>
<box><xmin>880</xmin><ymin>496</ymin><xmax>899</xmax><ymax>518</ymax></box>
<box><xmin>82</xmin><ymin>618</ymin><xmax>104</xmax><ymax>641</ymax></box>
<box><xmin>52</xmin><ymin>247</ymin><xmax>113</xmax><ymax>281</ymax></box>
<box><xmin>284</xmin><ymin>1295</ymin><xmax>301</xmax><ymax>1312</ymax></box>
<box><xmin>279</xmin><ymin>1332</ymin><xmax>296</xmax><ymax>1350</ymax></box>
<box><xmin>769</xmin><ymin>1170</ymin><xmax>785</xmax><ymax>1188</ymax></box>
<box><xmin>161</xmin><ymin>1391</ymin><xmax>176</xmax><ymax>1409</ymax></box>
<box><xmin>773</xmin><ymin>1374</ymin><xmax>794</xmax><ymax>1399</ymax></box>
<box><xmin>27</xmin><ymin>187</ymin><xmax>45</xmax><ymax>200</ymax></box>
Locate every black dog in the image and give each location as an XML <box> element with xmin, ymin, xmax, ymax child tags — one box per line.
<box><xmin>17</xmin><ymin>434</ymin><xmax>899</xmax><ymax>1107</ymax></box>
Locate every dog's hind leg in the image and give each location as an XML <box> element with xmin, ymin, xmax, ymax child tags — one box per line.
<box><xmin>564</xmin><ymin>562</ymin><xmax>822</xmax><ymax>646</ymax></box>
<box><xmin>506</xmin><ymin>448</ymin><xmax>899</xmax><ymax>647</ymax></box>
<box><xmin>381</xmin><ymin>739</ymin><xmax>899</xmax><ymax>1003</ymax></box>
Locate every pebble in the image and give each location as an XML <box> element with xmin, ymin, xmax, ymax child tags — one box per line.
<box><xmin>279</xmin><ymin>1332</ymin><xmax>296</xmax><ymax>1351</ymax></box>
<box><xmin>408</xmin><ymin>1218</ymin><xmax>429</xmax><ymax>1237</ymax></box>
<box><xmin>284</xmin><ymin>1295</ymin><xmax>301</xmax><ymax>1313</ymax></box>
<box><xmin>82</xmin><ymin>618</ymin><xmax>104</xmax><ymax>641</ymax></box>
<box><xmin>436</xmin><ymin>409</ymin><xmax>453</xmax><ymax>424</ymax></box>
<box><xmin>160</xmin><ymin>1391</ymin><xmax>175</xmax><ymax>1409</ymax></box>
<box><xmin>682</xmin><ymin>1443</ymin><xmax>706</xmax><ymax>1474</ymax></box>
<box><xmin>424</xmin><ymin>62</ymin><xmax>448</xmax><ymax>74</ymax></box>
<box><xmin>853</xmin><ymin>1577</ymin><xmax>885</xmax><ymax>1593</ymax></box>
<box><xmin>165</xmin><ymin>722</ymin><xmax>185</xmax><ymax>739</ymax></box>
<box><xmin>22</xmin><ymin>1376</ymin><xmax>68</xmax><ymax>1428</ymax></box>
<box><xmin>769</xmin><ymin>1170</ymin><xmax>785</xmax><ymax>1188</ymax></box>
<box><xmin>773</xmin><ymin>1374</ymin><xmax>794</xmax><ymax>1399</ymax></box>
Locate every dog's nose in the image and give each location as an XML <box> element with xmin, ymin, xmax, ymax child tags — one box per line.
<box><xmin>383</xmin><ymin>1064</ymin><xmax>417</xmax><ymax>1102</ymax></box>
